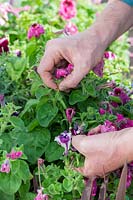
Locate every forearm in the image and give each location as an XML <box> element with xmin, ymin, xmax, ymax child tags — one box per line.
<box><xmin>88</xmin><ymin>0</ymin><xmax>133</xmax><ymax>49</ymax></box>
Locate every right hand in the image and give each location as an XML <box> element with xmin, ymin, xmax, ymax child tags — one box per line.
<box><xmin>38</xmin><ymin>30</ymin><xmax>105</xmax><ymax>91</ymax></box>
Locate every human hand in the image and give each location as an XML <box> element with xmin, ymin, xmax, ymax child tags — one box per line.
<box><xmin>37</xmin><ymin>30</ymin><xmax>105</xmax><ymax>91</ymax></box>
<box><xmin>72</xmin><ymin>128</ymin><xmax>133</xmax><ymax>178</ymax></box>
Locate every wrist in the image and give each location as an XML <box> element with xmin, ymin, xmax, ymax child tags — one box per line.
<box><xmin>87</xmin><ymin>1</ymin><xmax>133</xmax><ymax>49</ymax></box>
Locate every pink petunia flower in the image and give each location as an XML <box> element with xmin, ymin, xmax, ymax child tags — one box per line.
<box><xmin>64</xmin><ymin>22</ymin><xmax>78</xmax><ymax>35</ymax></box>
<box><xmin>99</xmin><ymin>108</ymin><xmax>106</xmax><ymax>115</ymax></box>
<box><xmin>0</xmin><ymin>159</ymin><xmax>10</xmax><ymax>173</ymax></box>
<box><xmin>6</xmin><ymin>150</ymin><xmax>23</xmax><ymax>160</ymax></box>
<box><xmin>113</xmin><ymin>87</ymin><xmax>130</xmax><ymax>105</ymax></box>
<box><xmin>59</xmin><ymin>0</ymin><xmax>77</xmax><ymax>20</ymax></box>
<box><xmin>55</xmin><ymin>68</ymin><xmax>68</xmax><ymax>79</ymax></box>
<box><xmin>34</xmin><ymin>187</ymin><xmax>48</xmax><ymax>200</ymax></box>
<box><xmin>100</xmin><ymin>120</ymin><xmax>117</xmax><ymax>133</ymax></box>
<box><xmin>126</xmin><ymin>169</ymin><xmax>132</xmax><ymax>188</ymax></box>
<box><xmin>27</xmin><ymin>23</ymin><xmax>45</xmax><ymax>40</ymax></box>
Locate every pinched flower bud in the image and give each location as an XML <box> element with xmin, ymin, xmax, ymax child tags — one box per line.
<box><xmin>66</xmin><ymin>107</ymin><xmax>75</xmax><ymax>123</ymax></box>
<box><xmin>14</xmin><ymin>49</ymin><xmax>21</xmax><ymax>57</ymax></box>
<box><xmin>0</xmin><ymin>37</ymin><xmax>9</xmax><ymax>54</ymax></box>
<box><xmin>27</xmin><ymin>23</ymin><xmax>45</xmax><ymax>40</ymax></box>
<box><xmin>6</xmin><ymin>150</ymin><xmax>23</xmax><ymax>160</ymax></box>
<box><xmin>100</xmin><ymin>120</ymin><xmax>116</xmax><ymax>133</ymax></box>
<box><xmin>64</xmin><ymin>22</ymin><xmax>78</xmax><ymax>35</ymax></box>
<box><xmin>55</xmin><ymin>68</ymin><xmax>68</xmax><ymax>79</ymax></box>
<box><xmin>0</xmin><ymin>159</ymin><xmax>10</xmax><ymax>173</ymax></box>
<box><xmin>54</xmin><ymin>131</ymin><xmax>71</xmax><ymax>155</ymax></box>
<box><xmin>59</xmin><ymin>0</ymin><xmax>77</xmax><ymax>20</ymax></box>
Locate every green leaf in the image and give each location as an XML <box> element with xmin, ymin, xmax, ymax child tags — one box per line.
<box><xmin>18</xmin><ymin>160</ymin><xmax>33</xmax><ymax>183</ymax></box>
<box><xmin>20</xmin><ymin>99</ymin><xmax>39</xmax><ymax>117</ymax></box>
<box><xmin>16</xmin><ymin>128</ymin><xmax>51</xmax><ymax>163</ymax></box>
<box><xmin>85</xmin><ymin>84</ymin><xmax>97</xmax><ymax>97</ymax></box>
<box><xmin>63</xmin><ymin>178</ymin><xmax>73</xmax><ymax>192</ymax></box>
<box><xmin>69</xmin><ymin>90</ymin><xmax>88</xmax><ymax>105</ymax></box>
<box><xmin>0</xmin><ymin>190</ymin><xmax>14</xmax><ymax>200</ymax></box>
<box><xmin>45</xmin><ymin>142</ymin><xmax>64</xmax><ymax>162</ymax></box>
<box><xmin>10</xmin><ymin>117</ymin><xmax>26</xmax><ymax>132</ymax></box>
<box><xmin>0</xmin><ymin>173</ymin><xmax>22</xmax><ymax>195</ymax></box>
<box><xmin>35</xmin><ymin>87</ymin><xmax>51</xmax><ymax>99</ymax></box>
<box><xmin>47</xmin><ymin>183</ymin><xmax>62</xmax><ymax>195</ymax></box>
<box><xmin>108</xmin><ymin>96</ymin><xmax>121</xmax><ymax>103</ymax></box>
<box><xmin>36</xmin><ymin>103</ymin><xmax>58</xmax><ymax>127</ymax></box>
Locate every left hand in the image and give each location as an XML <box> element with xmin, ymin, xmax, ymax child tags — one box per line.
<box><xmin>72</xmin><ymin>128</ymin><xmax>132</xmax><ymax>177</ymax></box>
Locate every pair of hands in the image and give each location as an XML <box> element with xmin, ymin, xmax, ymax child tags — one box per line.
<box><xmin>38</xmin><ymin>29</ymin><xmax>132</xmax><ymax>177</ymax></box>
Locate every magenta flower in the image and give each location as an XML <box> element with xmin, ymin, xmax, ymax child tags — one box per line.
<box><xmin>92</xmin><ymin>60</ymin><xmax>104</xmax><ymax>77</ymax></box>
<box><xmin>104</xmin><ymin>51</ymin><xmax>116</xmax><ymax>60</ymax></box>
<box><xmin>116</xmin><ymin>114</ymin><xmax>133</xmax><ymax>130</ymax></box>
<box><xmin>113</xmin><ymin>87</ymin><xmax>130</xmax><ymax>104</ymax></box>
<box><xmin>99</xmin><ymin>108</ymin><xmax>106</xmax><ymax>115</ymax></box>
<box><xmin>91</xmin><ymin>179</ymin><xmax>97</xmax><ymax>196</ymax></box>
<box><xmin>126</xmin><ymin>169</ymin><xmax>132</xmax><ymax>188</ymax></box>
<box><xmin>6</xmin><ymin>150</ymin><xmax>23</xmax><ymax>160</ymax></box>
<box><xmin>0</xmin><ymin>94</ymin><xmax>5</xmax><ymax>106</ymax></box>
<box><xmin>0</xmin><ymin>159</ymin><xmax>10</xmax><ymax>173</ymax></box>
<box><xmin>0</xmin><ymin>38</ymin><xmax>9</xmax><ymax>54</ymax></box>
<box><xmin>66</xmin><ymin>108</ymin><xmax>75</xmax><ymax>123</ymax></box>
<box><xmin>34</xmin><ymin>188</ymin><xmax>48</xmax><ymax>200</ymax></box>
<box><xmin>66</xmin><ymin>63</ymin><xmax>74</xmax><ymax>74</ymax></box>
<box><xmin>55</xmin><ymin>68</ymin><xmax>68</xmax><ymax>79</ymax></box>
<box><xmin>64</xmin><ymin>22</ymin><xmax>78</xmax><ymax>35</ymax></box>
<box><xmin>100</xmin><ymin>120</ymin><xmax>117</xmax><ymax>133</ymax></box>
<box><xmin>59</xmin><ymin>0</ymin><xmax>77</xmax><ymax>20</ymax></box>
<box><xmin>54</xmin><ymin>131</ymin><xmax>71</xmax><ymax>155</ymax></box>
<box><xmin>27</xmin><ymin>23</ymin><xmax>45</xmax><ymax>40</ymax></box>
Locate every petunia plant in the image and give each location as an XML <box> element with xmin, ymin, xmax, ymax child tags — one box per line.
<box><xmin>0</xmin><ymin>0</ymin><xmax>133</xmax><ymax>200</ymax></box>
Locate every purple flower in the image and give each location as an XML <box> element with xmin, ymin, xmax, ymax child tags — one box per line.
<box><xmin>66</xmin><ymin>63</ymin><xmax>74</xmax><ymax>74</ymax></box>
<box><xmin>6</xmin><ymin>150</ymin><xmax>23</xmax><ymax>160</ymax></box>
<box><xmin>100</xmin><ymin>120</ymin><xmax>117</xmax><ymax>133</ymax></box>
<box><xmin>27</xmin><ymin>23</ymin><xmax>45</xmax><ymax>40</ymax></box>
<box><xmin>92</xmin><ymin>60</ymin><xmax>104</xmax><ymax>77</ymax></box>
<box><xmin>34</xmin><ymin>187</ymin><xmax>48</xmax><ymax>200</ymax></box>
<box><xmin>66</xmin><ymin>108</ymin><xmax>75</xmax><ymax>123</ymax></box>
<box><xmin>0</xmin><ymin>94</ymin><xmax>5</xmax><ymax>106</ymax></box>
<box><xmin>64</xmin><ymin>22</ymin><xmax>78</xmax><ymax>35</ymax></box>
<box><xmin>0</xmin><ymin>37</ymin><xmax>9</xmax><ymax>54</ymax></box>
<box><xmin>54</xmin><ymin>131</ymin><xmax>71</xmax><ymax>155</ymax></box>
<box><xmin>104</xmin><ymin>51</ymin><xmax>116</xmax><ymax>60</ymax></box>
<box><xmin>59</xmin><ymin>0</ymin><xmax>77</xmax><ymax>20</ymax></box>
<box><xmin>71</xmin><ymin>123</ymin><xmax>84</xmax><ymax>135</ymax></box>
<box><xmin>0</xmin><ymin>159</ymin><xmax>10</xmax><ymax>173</ymax></box>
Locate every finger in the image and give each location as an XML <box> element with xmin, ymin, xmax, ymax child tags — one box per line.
<box><xmin>73</xmin><ymin>166</ymin><xmax>94</xmax><ymax>178</ymax></box>
<box><xmin>87</xmin><ymin>125</ymin><xmax>101</xmax><ymax>135</ymax></box>
<box><xmin>59</xmin><ymin>62</ymin><xmax>89</xmax><ymax>91</ymax></box>
<box><xmin>72</xmin><ymin>135</ymin><xmax>89</xmax><ymax>156</ymax></box>
<box><xmin>38</xmin><ymin>51</ymin><xmax>62</xmax><ymax>90</ymax></box>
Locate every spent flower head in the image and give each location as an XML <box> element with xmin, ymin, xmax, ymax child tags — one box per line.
<box><xmin>0</xmin><ymin>159</ymin><xmax>10</xmax><ymax>173</ymax></box>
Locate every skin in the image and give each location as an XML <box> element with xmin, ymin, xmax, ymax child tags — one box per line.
<box><xmin>38</xmin><ymin>1</ymin><xmax>133</xmax><ymax>177</ymax></box>
<box><xmin>72</xmin><ymin>128</ymin><xmax>133</xmax><ymax>177</ymax></box>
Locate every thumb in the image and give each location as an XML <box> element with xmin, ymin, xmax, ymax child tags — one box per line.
<box><xmin>72</xmin><ymin>135</ymin><xmax>89</xmax><ymax>156</ymax></box>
